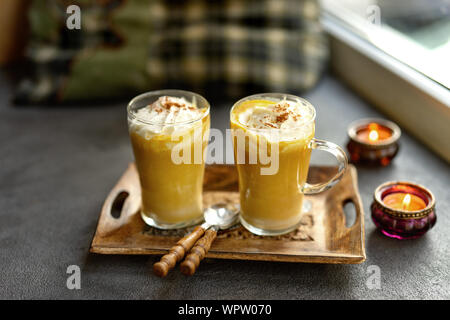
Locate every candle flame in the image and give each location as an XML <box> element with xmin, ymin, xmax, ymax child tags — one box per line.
<box><xmin>369</xmin><ymin>130</ymin><xmax>379</xmax><ymax>141</ymax></box>
<box><xmin>402</xmin><ymin>194</ymin><xmax>411</xmax><ymax>210</ymax></box>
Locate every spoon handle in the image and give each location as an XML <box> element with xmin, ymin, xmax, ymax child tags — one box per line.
<box><xmin>153</xmin><ymin>226</ymin><xmax>205</xmax><ymax>277</ymax></box>
<box><xmin>180</xmin><ymin>228</ymin><xmax>217</xmax><ymax>276</ymax></box>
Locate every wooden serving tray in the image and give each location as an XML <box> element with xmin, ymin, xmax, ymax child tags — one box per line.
<box><xmin>90</xmin><ymin>164</ymin><xmax>365</xmax><ymax>264</ymax></box>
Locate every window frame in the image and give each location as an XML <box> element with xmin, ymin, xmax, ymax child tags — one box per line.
<box><xmin>320</xmin><ymin>2</ymin><xmax>450</xmax><ymax>162</ymax></box>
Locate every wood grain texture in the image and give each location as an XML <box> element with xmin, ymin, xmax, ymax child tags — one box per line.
<box><xmin>153</xmin><ymin>225</ymin><xmax>205</xmax><ymax>277</ymax></box>
<box><xmin>180</xmin><ymin>229</ymin><xmax>218</xmax><ymax>276</ymax></box>
<box><xmin>90</xmin><ymin>164</ymin><xmax>366</xmax><ymax>264</ymax></box>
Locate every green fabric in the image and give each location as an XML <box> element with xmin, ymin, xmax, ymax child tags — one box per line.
<box><xmin>63</xmin><ymin>1</ymin><xmax>152</xmax><ymax>100</ymax></box>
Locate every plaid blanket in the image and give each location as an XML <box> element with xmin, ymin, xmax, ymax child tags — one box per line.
<box><xmin>15</xmin><ymin>0</ymin><xmax>328</xmax><ymax>104</ymax></box>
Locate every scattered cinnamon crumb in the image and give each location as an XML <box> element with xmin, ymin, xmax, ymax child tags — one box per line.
<box><xmin>157</xmin><ymin>96</ymin><xmax>193</xmax><ymax>110</ymax></box>
<box><xmin>264</xmin><ymin>122</ymin><xmax>277</xmax><ymax>128</ymax></box>
<box><xmin>165</xmin><ymin>101</ymin><xmax>183</xmax><ymax>109</ymax></box>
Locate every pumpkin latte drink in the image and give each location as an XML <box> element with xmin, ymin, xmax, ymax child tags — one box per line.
<box><xmin>231</xmin><ymin>93</ymin><xmax>348</xmax><ymax>235</ymax></box>
<box><xmin>128</xmin><ymin>90</ymin><xmax>210</xmax><ymax>229</ymax></box>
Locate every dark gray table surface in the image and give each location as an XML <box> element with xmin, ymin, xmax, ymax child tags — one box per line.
<box><xmin>1</xmin><ymin>73</ymin><xmax>449</xmax><ymax>300</ymax></box>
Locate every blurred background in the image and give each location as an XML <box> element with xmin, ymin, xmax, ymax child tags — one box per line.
<box><xmin>2</xmin><ymin>0</ymin><xmax>448</xmax><ymax>103</ymax></box>
<box><xmin>0</xmin><ymin>0</ymin><xmax>449</xmax><ymax>159</ymax></box>
<box><xmin>0</xmin><ymin>0</ymin><xmax>329</xmax><ymax>104</ymax></box>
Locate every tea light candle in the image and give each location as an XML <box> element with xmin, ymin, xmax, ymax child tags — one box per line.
<box><xmin>356</xmin><ymin>123</ymin><xmax>392</xmax><ymax>143</ymax></box>
<box><xmin>371</xmin><ymin>181</ymin><xmax>436</xmax><ymax>239</ymax></box>
<box><xmin>347</xmin><ymin>119</ymin><xmax>401</xmax><ymax>166</ymax></box>
<box><xmin>383</xmin><ymin>193</ymin><xmax>426</xmax><ymax>211</ymax></box>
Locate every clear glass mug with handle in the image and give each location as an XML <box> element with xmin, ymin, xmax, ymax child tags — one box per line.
<box><xmin>230</xmin><ymin>93</ymin><xmax>348</xmax><ymax>236</ymax></box>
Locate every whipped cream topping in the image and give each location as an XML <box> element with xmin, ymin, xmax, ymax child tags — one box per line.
<box><xmin>129</xmin><ymin>96</ymin><xmax>205</xmax><ymax>138</ymax></box>
<box><xmin>135</xmin><ymin>96</ymin><xmax>203</xmax><ymax>124</ymax></box>
<box><xmin>239</xmin><ymin>99</ymin><xmax>314</xmax><ymax>129</ymax></box>
<box><xmin>236</xmin><ymin>98</ymin><xmax>315</xmax><ymax>141</ymax></box>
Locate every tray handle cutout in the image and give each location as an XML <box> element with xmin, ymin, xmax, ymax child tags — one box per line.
<box><xmin>111</xmin><ymin>191</ymin><xmax>129</xmax><ymax>219</ymax></box>
<box><xmin>97</xmin><ymin>164</ymin><xmax>141</xmax><ymax>237</ymax></box>
<box><xmin>343</xmin><ymin>198</ymin><xmax>357</xmax><ymax>228</ymax></box>
<box><xmin>342</xmin><ymin>194</ymin><xmax>362</xmax><ymax>230</ymax></box>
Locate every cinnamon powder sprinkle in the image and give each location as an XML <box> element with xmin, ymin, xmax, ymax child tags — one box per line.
<box><xmin>155</xmin><ymin>96</ymin><xmax>195</xmax><ymax>111</ymax></box>
<box><xmin>273</xmin><ymin>102</ymin><xmax>302</xmax><ymax>125</ymax></box>
<box><xmin>254</xmin><ymin>100</ymin><xmax>304</xmax><ymax>128</ymax></box>
<box><xmin>276</xmin><ymin>112</ymin><xmax>289</xmax><ymax>123</ymax></box>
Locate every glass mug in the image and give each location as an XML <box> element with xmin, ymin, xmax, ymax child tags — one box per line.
<box><xmin>230</xmin><ymin>93</ymin><xmax>348</xmax><ymax>236</ymax></box>
<box><xmin>127</xmin><ymin>90</ymin><xmax>210</xmax><ymax>229</ymax></box>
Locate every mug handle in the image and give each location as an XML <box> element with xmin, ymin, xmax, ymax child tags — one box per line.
<box><xmin>302</xmin><ymin>138</ymin><xmax>348</xmax><ymax>195</ymax></box>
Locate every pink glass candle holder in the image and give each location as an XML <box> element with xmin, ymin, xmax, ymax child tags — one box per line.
<box><xmin>371</xmin><ymin>181</ymin><xmax>436</xmax><ymax>240</ymax></box>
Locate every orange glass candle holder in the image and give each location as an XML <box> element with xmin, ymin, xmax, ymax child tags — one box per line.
<box><xmin>371</xmin><ymin>181</ymin><xmax>436</xmax><ymax>239</ymax></box>
<box><xmin>347</xmin><ymin>118</ymin><xmax>401</xmax><ymax>166</ymax></box>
